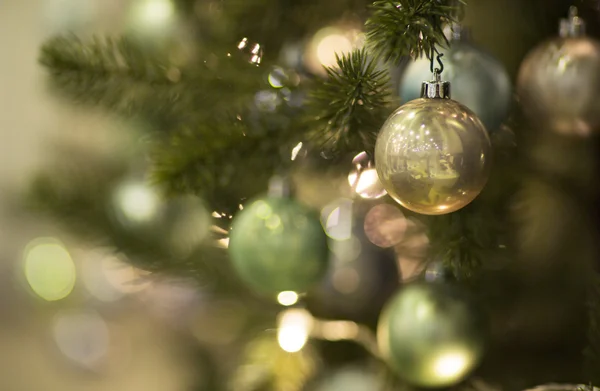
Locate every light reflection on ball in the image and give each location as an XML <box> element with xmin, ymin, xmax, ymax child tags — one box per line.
<box><xmin>377</xmin><ymin>283</ymin><xmax>486</xmax><ymax>387</ymax></box>
<box><xmin>375</xmin><ymin>99</ymin><xmax>491</xmax><ymax>215</ymax></box>
<box><xmin>348</xmin><ymin>152</ymin><xmax>387</xmax><ymax>200</ymax></box>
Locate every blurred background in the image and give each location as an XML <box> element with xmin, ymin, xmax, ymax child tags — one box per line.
<box><xmin>2</xmin><ymin>0</ymin><xmax>600</xmax><ymax>390</ymax></box>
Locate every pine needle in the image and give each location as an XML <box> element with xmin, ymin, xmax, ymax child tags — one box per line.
<box><xmin>303</xmin><ymin>49</ymin><xmax>392</xmax><ymax>159</ymax></box>
<box><xmin>365</xmin><ymin>0</ymin><xmax>464</xmax><ymax>64</ymax></box>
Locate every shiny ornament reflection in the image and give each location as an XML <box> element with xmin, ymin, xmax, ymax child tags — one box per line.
<box><xmin>377</xmin><ymin>283</ymin><xmax>486</xmax><ymax>387</ymax></box>
<box><xmin>229</xmin><ymin>197</ymin><xmax>328</xmax><ymax>295</ymax></box>
<box><xmin>237</xmin><ymin>37</ymin><xmax>263</xmax><ymax>66</ymax></box>
<box><xmin>375</xmin><ymin>98</ymin><xmax>491</xmax><ymax>215</ymax></box>
<box><xmin>400</xmin><ymin>40</ymin><xmax>511</xmax><ymax>132</ymax></box>
<box><xmin>347</xmin><ymin>152</ymin><xmax>387</xmax><ymax>199</ymax></box>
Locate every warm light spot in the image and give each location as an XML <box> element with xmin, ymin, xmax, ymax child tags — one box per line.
<box><xmin>133</xmin><ymin>0</ymin><xmax>174</xmax><ymax>27</ymax></box>
<box><xmin>321</xmin><ymin>199</ymin><xmax>353</xmax><ymax>241</ymax></box>
<box><xmin>432</xmin><ymin>350</ymin><xmax>471</xmax><ymax>379</ymax></box>
<box><xmin>347</xmin><ymin>168</ymin><xmax>387</xmax><ymax>199</ymax></box>
<box><xmin>291</xmin><ymin>142</ymin><xmax>303</xmax><ymax>161</ymax></box>
<box><xmin>316</xmin><ymin>33</ymin><xmax>352</xmax><ymax>67</ymax></box>
<box><xmin>277</xmin><ymin>309</ymin><xmax>312</xmax><ymax>353</ymax></box>
<box><xmin>24</xmin><ymin>238</ymin><xmax>76</xmax><ymax>301</ymax></box>
<box><xmin>216</xmin><ymin>238</ymin><xmax>230</xmax><ymax>249</ymax></box>
<box><xmin>277</xmin><ymin>291</ymin><xmax>299</xmax><ymax>306</ymax></box>
<box><xmin>320</xmin><ymin>321</ymin><xmax>359</xmax><ymax>341</ymax></box>
<box><xmin>114</xmin><ymin>182</ymin><xmax>161</xmax><ymax>224</ymax></box>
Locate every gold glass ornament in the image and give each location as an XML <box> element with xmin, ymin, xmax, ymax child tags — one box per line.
<box><xmin>517</xmin><ymin>7</ymin><xmax>600</xmax><ymax>136</ymax></box>
<box><xmin>375</xmin><ymin>72</ymin><xmax>491</xmax><ymax>215</ymax></box>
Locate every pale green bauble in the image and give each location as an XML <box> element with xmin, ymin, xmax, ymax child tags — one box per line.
<box><xmin>377</xmin><ymin>283</ymin><xmax>487</xmax><ymax>388</ymax></box>
<box><xmin>229</xmin><ymin>197</ymin><xmax>329</xmax><ymax>295</ymax></box>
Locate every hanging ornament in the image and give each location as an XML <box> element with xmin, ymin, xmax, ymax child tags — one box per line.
<box><xmin>229</xmin><ymin>177</ymin><xmax>329</xmax><ymax>296</ymax></box>
<box><xmin>400</xmin><ymin>25</ymin><xmax>511</xmax><ymax>132</ymax></box>
<box><xmin>377</xmin><ymin>282</ymin><xmax>487</xmax><ymax>388</ymax></box>
<box><xmin>517</xmin><ymin>7</ymin><xmax>600</xmax><ymax>136</ymax></box>
<box><xmin>375</xmin><ymin>70</ymin><xmax>492</xmax><ymax>215</ymax></box>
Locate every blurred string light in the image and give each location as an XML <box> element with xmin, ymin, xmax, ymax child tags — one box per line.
<box><xmin>23</xmin><ymin>238</ymin><xmax>76</xmax><ymax>301</ymax></box>
<box><xmin>53</xmin><ymin>310</ymin><xmax>110</xmax><ymax>371</ymax></box>
<box><xmin>305</xmin><ymin>26</ymin><xmax>364</xmax><ymax>75</ymax></box>
<box><xmin>112</xmin><ymin>180</ymin><xmax>162</xmax><ymax>226</ymax></box>
<box><xmin>276</xmin><ymin>308</ymin><xmax>380</xmax><ymax>357</ymax></box>
<box><xmin>277</xmin><ymin>309</ymin><xmax>313</xmax><ymax>353</ymax></box>
<box><xmin>129</xmin><ymin>0</ymin><xmax>175</xmax><ymax>32</ymax></box>
<box><xmin>277</xmin><ymin>291</ymin><xmax>299</xmax><ymax>306</ymax></box>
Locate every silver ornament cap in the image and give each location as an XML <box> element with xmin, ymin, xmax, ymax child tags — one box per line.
<box><xmin>559</xmin><ymin>6</ymin><xmax>586</xmax><ymax>38</ymax></box>
<box><xmin>421</xmin><ymin>71</ymin><xmax>451</xmax><ymax>99</ymax></box>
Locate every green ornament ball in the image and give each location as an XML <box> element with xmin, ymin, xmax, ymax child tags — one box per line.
<box><xmin>377</xmin><ymin>283</ymin><xmax>487</xmax><ymax>388</ymax></box>
<box><xmin>229</xmin><ymin>196</ymin><xmax>329</xmax><ymax>295</ymax></box>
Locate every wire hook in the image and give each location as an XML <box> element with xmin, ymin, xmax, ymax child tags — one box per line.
<box><xmin>429</xmin><ymin>47</ymin><xmax>445</xmax><ymax>75</ymax></box>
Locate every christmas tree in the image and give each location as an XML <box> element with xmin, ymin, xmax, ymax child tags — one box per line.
<box><xmin>28</xmin><ymin>0</ymin><xmax>600</xmax><ymax>389</ymax></box>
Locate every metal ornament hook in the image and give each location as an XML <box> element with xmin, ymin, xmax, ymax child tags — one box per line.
<box><xmin>429</xmin><ymin>47</ymin><xmax>445</xmax><ymax>75</ymax></box>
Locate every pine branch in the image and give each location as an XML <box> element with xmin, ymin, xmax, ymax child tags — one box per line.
<box><xmin>365</xmin><ymin>0</ymin><xmax>464</xmax><ymax>64</ymax></box>
<box><xmin>39</xmin><ymin>35</ymin><xmax>266</xmax><ymax>124</ymax></box>
<box><xmin>40</xmin><ymin>35</ymin><xmax>187</xmax><ymax>120</ymax></box>
<box><xmin>25</xmin><ymin>147</ymin><xmax>243</xmax><ymax>294</ymax></box>
<box><xmin>149</xmin><ymin>119</ymin><xmax>295</xmax><ymax>215</ymax></box>
<box><xmin>303</xmin><ymin>49</ymin><xmax>391</xmax><ymax>160</ymax></box>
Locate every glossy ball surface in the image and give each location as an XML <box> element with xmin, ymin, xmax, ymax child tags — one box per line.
<box><xmin>375</xmin><ymin>98</ymin><xmax>491</xmax><ymax>215</ymax></box>
<box><xmin>229</xmin><ymin>197</ymin><xmax>328</xmax><ymax>295</ymax></box>
<box><xmin>377</xmin><ymin>283</ymin><xmax>486</xmax><ymax>388</ymax></box>
<box><xmin>400</xmin><ymin>41</ymin><xmax>512</xmax><ymax>132</ymax></box>
<box><xmin>517</xmin><ymin>36</ymin><xmax>600</xmax><ymax>136</ymax></box>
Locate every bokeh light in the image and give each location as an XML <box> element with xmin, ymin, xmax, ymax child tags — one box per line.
<box><xmin>277</xmin><ymin>291</ymin><xmax>299</xmax><ymax>306</ymax></box>
<box><xmin>321</xmin><ymin>199</ymin><xmax>353</xmax><ymax>241</ymax></box>
<box><xmin>130</xmin><ymin>0</ymin><xmax>175</xmax><ymax>30</ymax></box>
<box><xmin>23</xmin><ymin>238</ymin><xmax>76</xmax><ymax>301</ymax></box>
<box><xmin>305</xmin><ymin>26</ymin><xmax>364</xmax><ymax>75</ymax></box>
<box><xmin>431</xmin><ymin>349</ymin><xmax>473</xmax><ymax>381</ymax></box>
<box><xmin>53</xmin><ymin>310</ymin><xmax>110</xmax><ymax>370</ymax></box>
<box><xmin>277</xmin><ymin>309</ymin><xmax>312</xmax><ymax>353</ymax></box>
<box><xmin>363</xmin><ymin>204</ymin><xmax>407</xmax><ymax>248</ymax></box>
<box><xmin>112</xmin><ymin>180</ymin><xmax>162</xmax><ymax>226</ymax></box>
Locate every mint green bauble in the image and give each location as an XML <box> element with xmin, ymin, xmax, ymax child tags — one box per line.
<box><xmin>229</xmin><ymin>197</ymin><xmax>329</xmax><ymax>295</ymax></box>
<box><xmin>377</xmin><ymin>283</ymin><xmax>486</xmax><ymax>388</ymax></box>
